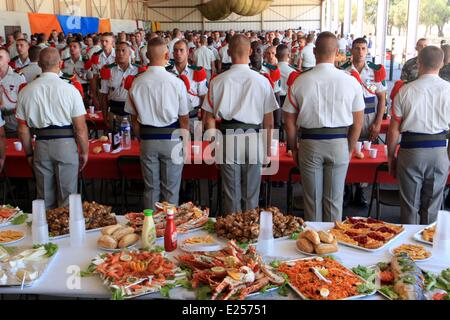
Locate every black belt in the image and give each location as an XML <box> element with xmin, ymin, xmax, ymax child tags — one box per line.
<box><xmin>220</xmin><ymin>119</ymin><xmax>261</xmax><ymax>134</ymax></box>
<box><xmin>35</xmin><ymin>125</ymin><xmax>74</xmax><ymax>140</ymax></box>
<box><xmin>1</xmin><ymin>109</ymin><xmax>15</xmax><ymax>117</ymax></box>
<box><xmin>109</xmin><ymin>100</ymin><xmax>129</xmax><ymax>117</ymax></box>
<box><xmin>189</xmin><ymin>107</ymin><xmax>200</xmax><ymax>119</ymax></box>
<box><xmin>298</xmin><ymin>127</ymin><xmax>348</xmax><ymax>140</ymax></box>
<box><xmin>400</xmin><ymin>131</ymin><xmax>448</xmax><ymax>149</ymax></box>
<box><xmin>140</xmin><ymin>121</ymin><xmax>180</xmax><ymax>140</ymax></box>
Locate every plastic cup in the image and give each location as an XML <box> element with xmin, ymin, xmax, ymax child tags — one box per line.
<box><xmin>384</xmin><ymin>145</ymin><xmax>388</xmax><ymax>157</ymax></box>
<box><xmin>14</xmin><ymin>141</ymin><xmax>22</xmax><ymax>151</ymax></box>
<box><xmin>369</xmin><ymin>148</ymin><xmax>378</xmax><ymax>159</ymax></box>
<box><xmin>108</xmin><ymin>133</ymin><xmax>112</xmax><ymax>143</ymax></box>
<box><xmin>433</xmin><ymin>211</ymin><xmax>450</xmax><ymax>264</ymax></box>
<box><xmin>355</xmin><ymin>141</ymin><xmax>362</xmax><ymax>153</ymax></box>
<box><xmin>103</xmin><ymin>143</ymin><xmax>111</xmax><ymax>153</ymax></box>
<box><xmin>32</xmin><ymin>224</ymin><xmax>49</xmax><ymax>245</ymax></box>
<box><xmin>89</xmin><ymin>106</ymin><xmax>95</xmax><ymax>114</ymax></box>
<box><xmin>32</xmin><ymin>200</ymin><xmax>47</xmax><ymax>227</ymax></box>
<box><xmin>257</xmin><ymin>211</ymin><xmax>274</xmax><ymax>256</ymax></box>
<box><xmin>69</xmin><ymin>219</ymin><xmax>86</xmax><ymax>248</ymax></box>
<box><xmin>364</xmin><ymin>141</ymin><xmax>372</xmax><ymax>150</ymax></box>
<box><xmin>69</xmin><ymin>194</ymin><xmax>84</xmax><ymax>222</ymax></box>
<box><xmin>192</xmin><ymin>144</ymin><xmax>200</xmax><ymax>155</ymax></box>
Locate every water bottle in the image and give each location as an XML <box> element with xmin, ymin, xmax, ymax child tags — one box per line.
<box><xmin>121</xmin><ymin>117</ymin><xmax>131</xmax><ymax>150</ymax></box>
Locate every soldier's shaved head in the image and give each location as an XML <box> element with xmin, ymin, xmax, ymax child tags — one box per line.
<box><xmin>418</xmin><ymin>46</ymin><xmax>444</xmax><ymax>72</ymax></box>
<box><xmin>229</xmin><ymin>34</ymin><xmax>251</xmax><ymax>62</ymax></box>
<box><xmin>314</xmin><ymin>32</ymin><xmax>338</xmax><ymax>62</ymax></box>
<box><xmin>146</xmin><ymin>37</ymin><xmax>169</xmax><ymax>66</ymax></box>
<box><xmin>39</xmin><ymin>47</ymin><xmax>61</xmax><ymax>72</ymax></box>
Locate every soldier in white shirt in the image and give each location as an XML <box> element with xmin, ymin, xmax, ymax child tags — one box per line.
<box><xmin>207</xmin><ymin>37</ymin><xmax>220</xmax><ymax>73</ymax></box>
<box><xmin>276</xmin><ymin>44</ymin><xmax>297</xmax><ymax>132</ymax></box>
<box><xmin>16</xmin><ymin>48</ymin><xmax>89</xmax><ymax>209</ymax></box>
<box><xmin>166</xmin><ymin>40</ymin><xmax>208</xmax><ymax>136</ymax></box>
<box><xmin>283</xmin><ymin>32</ymin><xmax>364</xmax><ymax>222</ymax></box>
<box><xmin>193</xmin><ymin>37</ymin><xmax>216</xmax><ymax>81</ymax></box>
<box><xmin>19</xmin><ymin>45</ymin><xmax>42</xmax><ymax>83</ymax></box>
<box><xmin>299</xmin><ymin>34</ymin><xmax>316</xmax><ymax>70</ymax></box>
<box><xmin>9</xmin><ymin>39</ymin><xmax>30</xmax><ymax>71</ymax></box>
<box><xmin>61</xmin><ymin>41</ymin><xmax>89</xmax><ymax>95</ymax></box>
<box><xmin>261</xmin><ymin>46</ymin><xmax>282</xmax><ymax>133</ymax></box>
<box><xmin>86</xmin><ymin>33</ymin><xmax>116</xmax><ymax>110</ymax></box>
<box><xmin>219</xmin><ymin>34</ymin><xmax>232</xmax><ymax>73</ymax></box>
<box><xmin>202</xmin><ymin>35</ymin><xmax>279</xmax><ymax>215</ymax></box>
<box><xmin>168</xmin><ymin>28</ymin><xmax>182</xmax><ymax>60</ymax></box>
<box><xmin>0</xmin><ymin>48</ymin><xmax>26</xmax><ymax>137</ymax></box>
<box><xmin>99</xmin><ymin>42</ymin><xmax>139</xmax><ymax>128</ymax></box>
<box><xmin>341</xmin><ymin>37</ymin><xmax>387</xmax><ymax>207</ymax></box>
<box><xmin>125</xmin><ymin>37</ymin><xmax>190</xmax><ymax>209</ymax></box>
<box><xmin>7</xmin><ymin>31</ymin><xmax>23</xmax><ymax>60</ymax></box>
<box><xmin>388</xmin><ymin>46</ymin><xmax>450</xmax><ymax>224</ymax></box>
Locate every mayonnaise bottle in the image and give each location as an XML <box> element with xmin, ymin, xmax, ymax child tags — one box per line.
<box><xmin>142</xmin><ymin>209</ymin><xmax>156</xmax><ymax>249</ymax></box>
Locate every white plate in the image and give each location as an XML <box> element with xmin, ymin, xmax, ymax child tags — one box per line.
<box><xmin>0</xmin><ymin>232</ymin><xmax>25</xmax><ymax>245</ymax></box>
<box><xmin>412</xmin><ymin>223</ymin><xmax>435</xmax><ymax>246</ymax></box>
<box><xmin>49</xmin><ymin>226</ymin><xmax>107</xmax><ymax>240</ymax></box>
<box><xmin>331</xmin><ymin>217</ymin><xmax>406</xmax><ymax>252</ymax></box>
<box><xmin>295</xmin><ymin>245</ymin><xmax>318</xmax><ymax>256</ymax></box>
<box><xmin>388</xmin><ymin>246</ymin><xmax>432</xmax><ymax>262</ymax></box>
<box><xmin>179</xmin><ymin>242</ymin><xmax>225</xmax><ymax>252</ymax></box>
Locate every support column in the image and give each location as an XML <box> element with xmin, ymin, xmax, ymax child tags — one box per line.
<box><xmin>260</xmin><ymin>12</ymin><xmax>264</xmax><ymax>31</ymax></box>
<box><xmin>405</xmin><ymin>0</ymin><xmax>420</xmax><ymax>61</ymax></box>
<box><xmin>356</xmin><ymin>0</ymin><xmax>364</xmax><ymax>37</ymax></box>
<box><xmin>343</xmin><ymin>0</ymin><xmax>352</xmax><ymax>35</ymax></box>
<box><xmin>321</xmin><ymin>1</ymin><xmax>326</xmax><ymax>32</ymax></box>
<box><xmin>326</xmin><ymin>0</ymin><xmax>332</xmax><ymax>31</ymax></box>
<box><xmin>6</xmin><ymin>0</ymin><xmax>15</xmax><ymax>11</ymax></box>
<box><xmin>333</xmin><ymin>0</ymin><xmax>339</xmax><ymax>33</ymax></box>
<box><xmin>375</xmin><ymin>0</ymin><xmax>389</xmax><ymax>65</ymax></box>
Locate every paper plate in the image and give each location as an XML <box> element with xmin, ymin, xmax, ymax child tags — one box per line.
<box><xmin>179</xmin><ymin>242</ymin><xmax>225</xmax><ymax>252</ymax></box>
<box><xmin>0</xmin><ymin>232</ymin><xmax>25</xmax><ymax>245</ymax></box>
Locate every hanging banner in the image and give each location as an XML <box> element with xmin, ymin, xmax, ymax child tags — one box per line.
<box><xmin>57</xmin><ymin>15</ymin><xmax>99</xmax><ymax>35</ymax></box>
<box><xmin>28</xmin><ymin>13</ymin><xmax>63</xmax><ymax>35</ymax></box>
<box><xmin>99</xmin><ymin>19</ymin><xmax>111</xmax><ymax>33</ymax></box>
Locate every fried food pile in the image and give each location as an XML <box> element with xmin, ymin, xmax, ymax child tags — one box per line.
<box><xmin>215</xmin><ymin>207</ymin><xmax>304</xmax><ymax>243</ymax></box>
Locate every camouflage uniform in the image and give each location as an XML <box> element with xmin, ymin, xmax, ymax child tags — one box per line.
<box><xmin>439</xmin><ymin>64</ymin><xmax>450</xmax><ymax>82</ymax></box>
<box><xmin>401</xmin><ymin>57</ymin><xmax>419</xmax><ymax>82</ymax></box>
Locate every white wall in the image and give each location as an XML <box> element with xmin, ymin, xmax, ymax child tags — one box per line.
<box><xmin>0</xmin><ymin>10</ymin><xmax>31</xmax><ymax>38</ymax></box>
<box><xmin>110</xmin><ymin>18</ymin><xmax>137</xmax><ymax>33</ymax></box>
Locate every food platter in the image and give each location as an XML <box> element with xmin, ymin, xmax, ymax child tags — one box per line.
<box><xmin>0</xmin><ymin>230</ymin><xmax>25</xmax><ymax>245</ymax></box>
<box><xmin>0</xmin><ymin>205</ymin><xmax>24</xmax><ymax>228</ymax></box>
<box><xmin>330</xmin><ymin>217</ymin><xmax>405</xmax><ymax>252</ymax></box>
<box><xmin>0</xmin><ymin>243</ymin><xmax>58</xmax><ymax>287</ymax></box>
<box><xmin>179</xmin><ymin>235</ymin><xmax>225</xmax><ymax>252</ymax></box>
<box><xmin>277</xmin><ymin>256</ymin><xmax>376</xmax><ymax>300</ymax></box>
<box><xmin>413</xmin><ymin>223</ymin><xmax>435</xmax><ymax>246</ymax></box>
<box><xmin>388</xmin><ymin>244</ymin><xmax>432</xmax><ymax>262</ymax></box>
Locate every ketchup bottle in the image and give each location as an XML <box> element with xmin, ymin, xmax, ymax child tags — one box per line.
<box><xmin>164</xmin><ymin>208</ymin><xmax>177</xmax><ymax>252</ymax></box>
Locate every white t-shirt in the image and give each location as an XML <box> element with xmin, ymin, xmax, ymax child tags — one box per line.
<box><xmin>282</xmin><ymin>63</ymin><xmax>365</xmax><ymax>128</ymax></box>
<box><xmin>301</xmin><ymin>43</ymin><xmax>316</xmax><ymax>68</ymax></box>
<box><xmin>16</xmin><ymin>72</ymin><xmax>86</xmax><ymax>128</ymax></box>
<box><xmin>193</xmin><ymin>46</ymin><xmax>215</xmax><ymax>71</ymax></box>
<box><xmin>220</xmin><ymin>45</ymin><xmax>232</xmax><ymax>64</ymax></box>
<box><xmin>125</xmin><ymin>66</ymin><xmax>189</xmax><ymax>127</ymax></box>
<box><xmin>393</xmin><ymin>74</ymin><xmax>450</xmax><ymax>134</ymax></box>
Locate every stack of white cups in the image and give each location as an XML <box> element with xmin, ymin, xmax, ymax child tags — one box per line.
<box><xmin>69</xmin><ymin>194</ymin><xmax>86</xmax><ymax>248</ymax></box>
<box><xmin>32</xmin><ymin>199</ymin><xmax>49</xmax><ymax>245</ymax></box>
<box><xmin>257</xmin><ymin>211</ymin><xmax>274</xmax><ymax>257</ymax></box>
<box><xmin>432</xmin><ymin>211</ymin><xmax>450</xmax><ymax>265</ymax></box>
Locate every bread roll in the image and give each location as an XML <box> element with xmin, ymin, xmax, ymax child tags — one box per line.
<box><xmin>355</xmin><ymin>151</ymin><xmax>364</xmax><ymax>159</ymax></box>
<box><xmin>118</xmin><ymin>233</ymin><xmax>139</xmax><ymax>248</ymax></box>
<box><xmin>314</xmin><ymin>240</ymin><xmax>338</xmax><ymax>254</ymax></box>
<box><xmin>98</xmin><ymin>235</ymin><xmax>117</xmax><ymax>249</ymax></box>
<box><xmin>99</xmin><ymin>136</ymin><xmax>109</xmax><ymax>142</ymax></box>
<box><xmin>101</xmin><ymin>224</ymin><xmax>123</xmax><ymax>236</ymax></box>
<box><xmin>297</xmin><ymin>238</ymin><xmax>315</xmax><ymax>253</ymax></box>
<box><xmin>111</xmin><ymin>226</ymin><xmax>135</xmax><ymax>240</ymax></box>
<box><xmin>302</xmin><ymin>230</ymin><xmax>320</xmax><ymax>245</ymax></box>
<box><xmin>318</xmin><ymin>231</ymin><xmax>334</xmax><ymax>244</ymax></box>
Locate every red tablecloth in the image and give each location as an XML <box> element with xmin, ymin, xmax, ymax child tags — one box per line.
<box><xmin>380</xmin><ymin>118</ymin><xmax>390</xmax><ymax>134</ymax></box>
<box><xmin>86</xmin><ymin>111</ymin><xmax>107</xmax><ymax>131</ymax></box>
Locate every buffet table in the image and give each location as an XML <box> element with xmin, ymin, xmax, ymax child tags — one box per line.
<box><xmin>0</xmin><ymin>218</ymin><xmax>446</xmax><ymax>300</ymax></box>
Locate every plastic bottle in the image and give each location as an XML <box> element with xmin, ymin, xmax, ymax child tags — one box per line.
<box><xmin>142</xmin><ymin>209</ymin><xmax>156</xmax><ymax>249</ymax></box>
<box><xmin>164</xmin><ymin>208</ymin><xmax>177</xmax><ymax>252</ymax></box>
<box><xmin>121</xmin><ymin>117</ymin><xmax>131</xmax><ymax>150</ymax></box>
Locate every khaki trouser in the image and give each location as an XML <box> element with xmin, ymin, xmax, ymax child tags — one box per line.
<box><xmin>140</xmin><ymin>139</ymin><xmax>184</xmax><ymax>210</ymax></box>
<box><xmin>397</xmin><ymin>147</ymin><xmax>449</xmax><ymax>224</ymax></box>
<box><xmin>220</xmin><ymin>132</ymin><xmax>263</xmax><ymax>215</ymax></box>
<box><xmin>33</xmin><ymin>138</ymin><xmax>79</xmax><ymax>209</ymax></box>
<box><xmin>298</xmin><ymin>138</ymin><xmax>350</xmax><ymax>222</ymax></box>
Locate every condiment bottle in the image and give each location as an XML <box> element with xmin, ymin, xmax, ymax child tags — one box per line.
<box><xmin>142</xmin><ymin>209</ymin><xmax>156</xmax><ymax>249</ymax></box>
<box><xmin>164</xmin><ymin>208</ymin><xmax>177</xmax><ymax>252</ymax></box>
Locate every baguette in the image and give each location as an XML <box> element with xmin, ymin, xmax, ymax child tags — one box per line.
<box><xmin>296</xmin><ymin>238</ymin><xmax>315</xmax><ymax>253</ymax></box>
<box><xmin>101</xmin><ymin>224</ymin><xmax>123</xmax><ymax>236</ymax></box>
<box><xmin>318</xmin><ymin>230</ymin><xmax>334</xmax><ymax>244</ymax></box>
<box><xmin>97</xmin><ymin>235</ymin><xmax>117</xmax><ymax>249</ymax></box>
<box><xmin>302</xmin><ymin>229</ymin><xmax>320</xmax><ymax>245</ymax></box>
<box><xmin>118</xmin><ymin>233</ymin><xmax>139</xmax><ymax>248</ymax></box>
<box><xmin>111</xmin><ymin>226</ymin><xmax>135</xmax><ymax>240</ymax></box>
<box><xmin>314</xmin><ymin>240</ymin><xmax>338</xmax><ymax>254</ymax></box>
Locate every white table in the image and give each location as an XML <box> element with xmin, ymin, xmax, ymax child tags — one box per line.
<box><xmin>0</xmin><ymin>219</ymin><xmax>447</xmax><ymax>300</ymax></box>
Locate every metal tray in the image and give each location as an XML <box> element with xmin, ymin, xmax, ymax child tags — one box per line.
<box><xmin>279</xmin><ymin>257</ymin><xmax>377</xmax><ymax>300</ymax></box>
<box><xmin>0</xmin><ymin>245</ymin><xmax>58</xmax><ymax>287</ymax></box>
